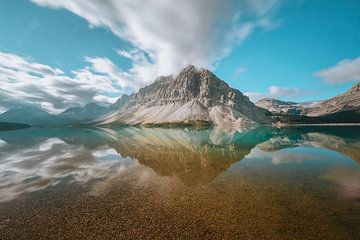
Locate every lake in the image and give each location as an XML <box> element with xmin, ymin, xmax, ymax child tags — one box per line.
<box><xmin>0</xmin><ymin>126</ymin><xmax>359</xmax><ymax>239</ymax></box>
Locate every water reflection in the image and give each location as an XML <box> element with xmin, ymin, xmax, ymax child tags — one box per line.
<box><xmin>257</xmin><ymin>126</ymin><xmax>360</xmax><ymax>163</ymax></box>
<box><xmin>0</xmin><ymin>126</ymin><xmax>359</xmax><ymax>202</ymax></box>
<box><xmin>0</xmin><ymin>128</ymin><xmax>136</xmax><ymax>201</ymax></box>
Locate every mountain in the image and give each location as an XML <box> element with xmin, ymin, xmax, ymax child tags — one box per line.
<box><xmin>101</xmin><ymin>65</ymin><xmax>272</xmax><ymax>127</ymax></box>
<box><xmin>58</xmin><ymin>103</ymin><xmax>107</xmax><ymax>122</ymax></box>
<box><xmin>256</xmin><ymin>82</ymin><xmax>360</xmax><ymax>123</ymax></box>
<box><xmin>0</xmin><ymin>106</ymin><xmax>60</xmax><ymax>126</ymax></box>
<box><xmin>3</xmin><ymin>70</ymin><xmax>358</xmax><ymax>127</ymax></box>
<box><xmin>302</xmin><ymin>82</ymin><xmax>360</xmax><ymax>117</ymax></box>
<box><xmin>109</xmin><ymin>93</ymin><xmax>131</xmax><ymax>112</ymax></box>
<box><xmin>0</xmin><ymin>103</ymin><xmax>108</xmax><ymax>126</ymax></box>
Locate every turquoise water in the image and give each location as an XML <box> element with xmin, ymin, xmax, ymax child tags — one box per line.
<box><xmin>0</xmin><ymin>126</ymin><xmax>359</xmax><ymax>239</ymax></box>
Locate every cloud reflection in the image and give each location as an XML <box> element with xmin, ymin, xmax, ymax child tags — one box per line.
<box><xmin>322</xmin><ymin>167</ymin><xmax>360</xmax><ymax>200</ymax></box>
<box><xmin>0</xmin><ymin>137</ymin><xmax>136</xmax><ymax>202</ymax></box>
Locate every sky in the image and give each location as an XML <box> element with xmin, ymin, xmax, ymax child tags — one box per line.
<box><xmin>0</xmin><ymin>0</ymin><xmax>359</xmax><ymax>113</ymax></box>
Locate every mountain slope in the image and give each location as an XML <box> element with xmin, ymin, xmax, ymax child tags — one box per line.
<box><xmin>102</xmin><ymin>65</ymin><xmax>272</xmax><ymax>126</ymax></box>
<box><xmin>58</xmin><ymin>103</ymin><xmax>107</xmax><ymax>122</ymax></box>
<box><xmin>256</xmin><ymin>98</ymin><xmax>318</xmax><ymax>115</ymax></box>
<box><xmin>0</xmin><ymin>103</ymin><xmax>108</xmax><ymax>126</ymax></box>
<box><xmin>302</xmin><ymin>82</ymin><xmax>360</xmax><ymax>117</ymax></box>
<box><xmin>256</xmin><ymin>82</ymin><xmax>360</xmax><ymax>123</ymax></box>
<box><xmin>0</xmin><ymin>106</ymin><xmax>60</xmax><ymax>126</ymax></box>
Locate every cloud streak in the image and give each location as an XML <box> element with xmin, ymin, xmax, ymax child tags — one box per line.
<box><xmin>31</xmin><ymin>0</ymin><xmax>282</xmax><ymax>84</ymax></box>
<box><xmin>0</xmin><ymin>52</ymin><xmax>131</xmax><ymax>113</ymax></box>
<box><xmin>314</xmin><ymin>57</ymin><xmax>360</xmax><ymax>84</ymax></box>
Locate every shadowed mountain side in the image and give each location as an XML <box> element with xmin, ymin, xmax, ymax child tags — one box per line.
<box><xmin>257</xmin><ymin>126</ymin><xmax>360</xmax><ymax>163</ymax></box>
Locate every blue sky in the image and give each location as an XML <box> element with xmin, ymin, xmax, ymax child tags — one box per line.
<box><xmin>0</xmin><ymin>0</ymin><xmax>359</xmax><ymax>113</ymax></box>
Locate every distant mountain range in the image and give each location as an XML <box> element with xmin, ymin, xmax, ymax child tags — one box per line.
<box><xmin>256</xmin><ymin>82</ymin><xmax>360</xmax><ymax>124</ymax></box>
<box><xmin>255</xmin><ymin>98</ymin><xmax>317</xmax><ymax>115</ymax></box>
<box><xmin>0</xmin><ymin>103</ymin><xmax>107</xmax><ymax>127</ymax></box>
<box><xmin>0</xmin><ymin>66</ymin><xmax>359</xmax><ymax>128</ymax></box>
<box><xmin>57</xmin><ymin>103</ymin><xmax>107</xmax><ymax>122</ymax></box>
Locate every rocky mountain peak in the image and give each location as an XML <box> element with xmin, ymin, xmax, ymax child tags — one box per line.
<box><xmin>119</xmin><ymin>65</ymin><xmax>233</xmax><ymax>109</ymax></box>
<box><xmin>181</xmin><ymin>64</ymin><xmax>196</xmax><ymax>73</ymax></box>
<box><xmin>104</xmin><ymin>65</ymin><xmax>272</xmax><ymax>126</ymax></box>
<box><xmin>348</xmin><ymin>82</ymin><xmax>360</xmax><ymax>94</ymax></box>
<box><xmin>109</xmin><ymin>93</ymin><xmax>131</xmax><ymax>111</ymax></box>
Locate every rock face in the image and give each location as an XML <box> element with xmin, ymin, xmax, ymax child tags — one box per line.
<box><xmin>256</xmin><ymin>82</ymin><xmax>360</xmax><ymax>121</ymax></box>
<box><xmin>102</xmin><ymin>65</ymin><xmax>272</xmax><ymax>126</ymax></box>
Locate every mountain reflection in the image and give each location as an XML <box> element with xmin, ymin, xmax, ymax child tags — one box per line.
<box><xmin>0</xmin><ymin>126</ymin><xmax>360</xmax><ymax>202</ymax></box>
<box><xmin>102</xmin><ymin>127</ymin><xmax>270</xmax><ymax>186</ymax></box>
<box><xmin>256</xmin><ymin>126</ymin><xmax>360</xmax><ymax>163</ymax></box>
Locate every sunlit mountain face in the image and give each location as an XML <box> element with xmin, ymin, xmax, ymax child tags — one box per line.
<box><xmin>0</xmin><ymin>126</ymin><xmax>359</xmax><ymax>239</ymax></box>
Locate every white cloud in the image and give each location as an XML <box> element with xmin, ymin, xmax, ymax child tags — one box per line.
<box><xmin>245</xmin><ymin>85</ymin><xmax>309</xmax><ymax>102</ymax></box>
<box><xmin>0</xmin><ymin>52</ymin><xmax>130</xmax><ymax>113</ymax></box>
<box><xmin>31</xmin><ymin>0</ymin><xmax>282</xmax><ymax>85</ymax></box>
<box><xmin>115</xmin><ymin>48</ymin><xmax>158</xmax><ymax>87</ymax></box>
<box><xmin>84</xmin><ymin>57</ymin><xmax>131</xmax><ymax>88</ymax></box>
<box><xmin>314</xmin><ymin>57</ymin><xmax>360</xmax><ymax>84</ymax></box>
<box><xmin>93</xmin><ymin>95</ymin><xmax>119</xmax><ymax>105</ymax></box>
<box><xmin>268</xmin><ymin>86</ymin><xmax>305</xmax><ymax>96</ymax></box>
